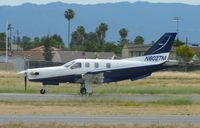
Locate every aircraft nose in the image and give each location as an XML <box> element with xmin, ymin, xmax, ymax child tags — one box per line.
<box><xmin>18</xmin><ymin>70</ymin><xmax>27</xmax><ymax>77</ymax></box>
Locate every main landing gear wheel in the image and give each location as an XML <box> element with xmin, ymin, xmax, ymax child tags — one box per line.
<box><xmin>40</xmin><ymin>89</ymin><xmax>46</xmax><ymax>94</ymax></box>
<box><xmin>80</xmin><ymin>88</ymin><xmax>87</xmax><ymax>95</ymax></box>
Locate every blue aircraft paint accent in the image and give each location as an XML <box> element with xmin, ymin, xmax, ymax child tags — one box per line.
<box><xmin>103</xmin><ymin>63</ymin><xmax>164</xmax><ymax>83</ymax></box>
<box><xmin>30</xmin><ymin>63</ymin><xmax>164</xmax><ymax>84</ymax></box>
<box><xmin>144</xmin><ymin>33</ymin><xmax>176</xmax><ymax>55</ymax></box>
<box><xmin>29</xmin><ymin>74</ymin><xmax>82</xmax><ymax>84</ymax></box>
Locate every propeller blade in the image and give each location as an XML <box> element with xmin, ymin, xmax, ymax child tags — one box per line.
<box><xmin>25</xmin><ymin>76</ymin><xmax>27</xmax><ymax>91</ymax></box>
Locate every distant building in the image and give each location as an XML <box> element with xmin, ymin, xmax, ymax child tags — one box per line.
<box><xmin>30</xmin><ymin>45</ymin><xmax>61</xmax><ymax>52</ymax></box>
<box><xmin>52</xmin><ymin>51</ymin><xmax>115</xmax><ymax>63</ymax></box>
<box><xmin>0</xmin><ymin>45</ymin><xmax>116</xmax><ymax>70</ymax></box>
<box><xmin>191</xmin><ymin>47</ymin><xmax>200</xmax><ymax>59</ymax></box>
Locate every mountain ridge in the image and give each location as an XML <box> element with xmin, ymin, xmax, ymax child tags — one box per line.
<box><xmin>0</xmin><ymin>1</ymin><xmax>199</xmax><ymax>45</ymax></box>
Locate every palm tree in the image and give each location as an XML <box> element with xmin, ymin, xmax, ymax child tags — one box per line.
<box><xmin>64</xmin><ymin>9</ymin><xmax>75</xmax><ymax>47</ymax></box>
<box><xmin>98</xmin><ymin>23</ymin><xmax>108</xmax><ymax>45</ymax></box>
<box><xmin>119</xmin><ymin>28</ymin><xmax>128</xmax><ymax>40</ymax></box>
<box><xmin>119</xmin><ymin>28</ymin><xmax>128</xmax><ymax>46</ymax></box>
<box><xmin>96</xmin><ymin>27</ymin><xmax>101</xmax><ymax>44</ymax></box>
<box><xmin>76</xmin><ymin>26</ymin><xmax>86</xmax><ymax>46</ymax></box>
<box><xmin>134</xmin><ymin>36</ymin><xmax>144</xmax><ymax>45</ymax></box>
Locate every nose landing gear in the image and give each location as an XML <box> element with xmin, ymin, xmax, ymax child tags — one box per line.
<box><xmin>40</xmin><ymin>89</ymin><xmax>46</xmax><ymax>94</ymax></box>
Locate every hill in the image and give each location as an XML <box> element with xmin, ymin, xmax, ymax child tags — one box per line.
<box><xmin>0</xmin><ymin>1</ymin><xmax>200</xmax><ymax>45</ymax></box>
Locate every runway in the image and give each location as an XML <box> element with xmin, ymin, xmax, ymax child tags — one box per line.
<box><xmin>0</xmin><ymin>93</ymin><xmax>200</xmax><ymax>102</ymax></box>
<box><xmin>1</xmin><ymin>93</ymin><xmax>200</xmax><ymax>124</ymax></box>
<box><xmin>0</xmin><ymin>115</ymin><xmax>200</xmax><ymax>124</ymax></box>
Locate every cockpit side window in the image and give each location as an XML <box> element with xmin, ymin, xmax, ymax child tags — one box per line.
<box><xmin>64</xmin><ymin>61</ymin><xmax>75</xmax><ymax>68</ymax></box>
<box><xmin>70</xmin><ymin>62</ymin><xmax>82</xmax><ymax>69</ymax></box>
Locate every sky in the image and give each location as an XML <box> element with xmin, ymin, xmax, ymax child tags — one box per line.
<box><xmin>0</xmin><ymin>0</ymin><xmax>200</xmax><ymax>6</ymax></box>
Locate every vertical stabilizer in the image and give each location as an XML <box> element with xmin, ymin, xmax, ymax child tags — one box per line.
<box><xmin>124</xmin><ymin>33</ymin><xmax>177</xmax><ymax>63</ymax></box>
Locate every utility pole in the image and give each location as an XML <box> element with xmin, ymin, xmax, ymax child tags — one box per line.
<box><xmin>5</xmin><ymin>22</ymin><xmax>8</xmax><ymax>63</ymax></box>
<box><xmin>186</xmin><ymin>37</ymin><xmax>188</xmax><ymax>46</ymax></box>
<box><xmin>173</xmin><ymin>17</ymin><xmax>182</xmax><ymax>39</ymax></box>
<box><xmin>8</xmin><ymin>24</ymin><xmax>14</xmax><ymax>51</ymax></box>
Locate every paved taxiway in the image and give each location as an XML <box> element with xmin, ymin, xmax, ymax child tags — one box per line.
<box><xmin>0</xmin><ymin>93</ymin><xmax>200</xmax><ymax>102</ymax></box>
<box><xmin>0</xmin><ymin>115</ymin><xmax>200</xmax><ymax>124</ymax></box>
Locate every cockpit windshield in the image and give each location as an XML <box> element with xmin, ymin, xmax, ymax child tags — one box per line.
<box><xmin>64</xmin><ymin>61</ymin><xmax>75</xmax><ymax>68</ymax></box>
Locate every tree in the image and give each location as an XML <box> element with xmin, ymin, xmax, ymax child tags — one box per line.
<box><xmin>33</xmin><ymin>37</ymin><xmax>41</xmax><ymax>47</ymax></box>
<box><xmin>119</xmin><ymin>28</ymin><xmax>128</xmax><ymax>39</ymax></box>
<box><xmin>103</xmin><ymin>42</ymin><xmax>119</xmax><ymax>53</ymax></box>
<box><xmin>50</xmin><ymin>34</ymin><xmax>65</xmax><ymax>48</ymax></box>
<box><xmin>84</xmin><ymin>32</ymin><xmax>99</xmax><ymax>51</ymax></box>
<box><xmin>0</xmin><ymin>33</ymin><xmax>6</xmax><ymax>50</ymax></box>
<box><xmin>43</xmin><ymin>36</ymin><xmax>53</xmax><ymax>62</ymax></box>
<box><xmin>176</xmin><ymin>45</ymin><xmax>195</xmax><ymax>63</ymax></box>
<box><xmin>134</xmin><ymin>36</ymin><xmax>144</xmax><ymax>45</ymax></box>
<box><xmin>119</xmin><ymin>28</ymin><xmax>128</xmax><ymax>46</ymax></box>
<box><xmin>64</xmin><ymin>9</ymin><xmax>75</xmax><ymax>47</ymax></box>
<box><xmin>173</xmin><ymin>38</ymin><xmax>184</xmax><ymax>46</ymax></box>
<box><xmin>76</xmin><ymin>26</ymin><xmax>86</xmax><ymax>46</ymax></box>
<box><xmin>70</xmin><ymin>31</ymin><xmax>82</xmax><ymax>48</ymax></box>
<box><xmin>96</xmin><ymin>23</ymin><xmax>108</xmax><ymax>45</ymax></box>
<box><xmin>96</xmin><ymin>27</ymin><xmax>101</xmax><ymax>45</ymax></box>
<box><xmin>22</xmin><ymin>36</ymin><xmax>32</xmax><ymax>50</ymax></box>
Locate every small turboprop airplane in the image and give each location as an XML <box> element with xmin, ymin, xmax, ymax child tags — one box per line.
<box><xmin>19</xmin><ymin>33</ymin><xmax>176</xmax><ymax>95</ymax></box>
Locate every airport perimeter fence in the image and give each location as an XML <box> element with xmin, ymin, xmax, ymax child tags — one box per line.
<box><xmin>27</xmin><ymin>62</ymin><xmax>200</xmax><ymax>72</ymax></box>
<box><xmin>25</xmin><ymin>60</ymin><xmax>64</xmax><ymax>69</ymax></box>
<box><xmin>0</xmin><ymin>62</ymin><xmax>16</xmax><ymax>71</ymax></box>
<box><xmin>167</xmin><ymin>64</ymin><xmax>200</xmax><ymax>72</ymax></box>
<box><xmin>1</xmin><ymin>61</ymin><xmax>200</xmax><ymax>72</ymax></box>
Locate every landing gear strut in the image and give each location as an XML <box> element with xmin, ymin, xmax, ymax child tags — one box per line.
<box><xmin>40</xmin><ymin>89</ymin><xmax>46</xmax><ymax>94</ymax></box>
<box><xmin>80</xmin><ymin>83</ymin><xmax>93</xmax><ymax>95</ymax></box>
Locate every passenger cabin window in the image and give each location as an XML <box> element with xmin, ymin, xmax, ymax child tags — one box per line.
<box><xmin>71</xmin><ymin>62</ymin><xmax>82</xmax><ymax>69</ymax></box>
<box><xmin>106</xmin><ymin>63</ymin><xmax>111</xmax><ymax>68</ymax></box>
<box><xmin>85</xmin><ymin>62</ymin><xmax>90</xmax><ymax>68</ymax></box>
<box><xmin>95</xmin><ymin>63</ymin><xmax>99</xmax><ymax>68</ymax></box>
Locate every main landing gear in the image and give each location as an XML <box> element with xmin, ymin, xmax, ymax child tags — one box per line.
<box><xmin>80</xmin><ymin>83</ymin><xmax>93</xmax><ymax>95</ymax></box>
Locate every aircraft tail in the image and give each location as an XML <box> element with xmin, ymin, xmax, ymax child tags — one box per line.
<box><xmin>125</xmin><ymin>33</ymin><xmax>177</xmax><ymax>63</ymax></box>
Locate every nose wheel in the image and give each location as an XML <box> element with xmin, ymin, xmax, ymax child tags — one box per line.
<box><xmin>40</xmin><ymin>89</ymin><xmax>46</xmax><ymax>94</ymax></box>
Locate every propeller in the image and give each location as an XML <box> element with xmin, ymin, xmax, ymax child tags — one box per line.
<box><xmin>18</xmin><ymin>70</ymin><xmax>28</xmax><ymax>91</ymax></box>
<box><xmin>24</xmin><ymin>75</ymin><xmax>27</xmax><ymax>91</ymax></box>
